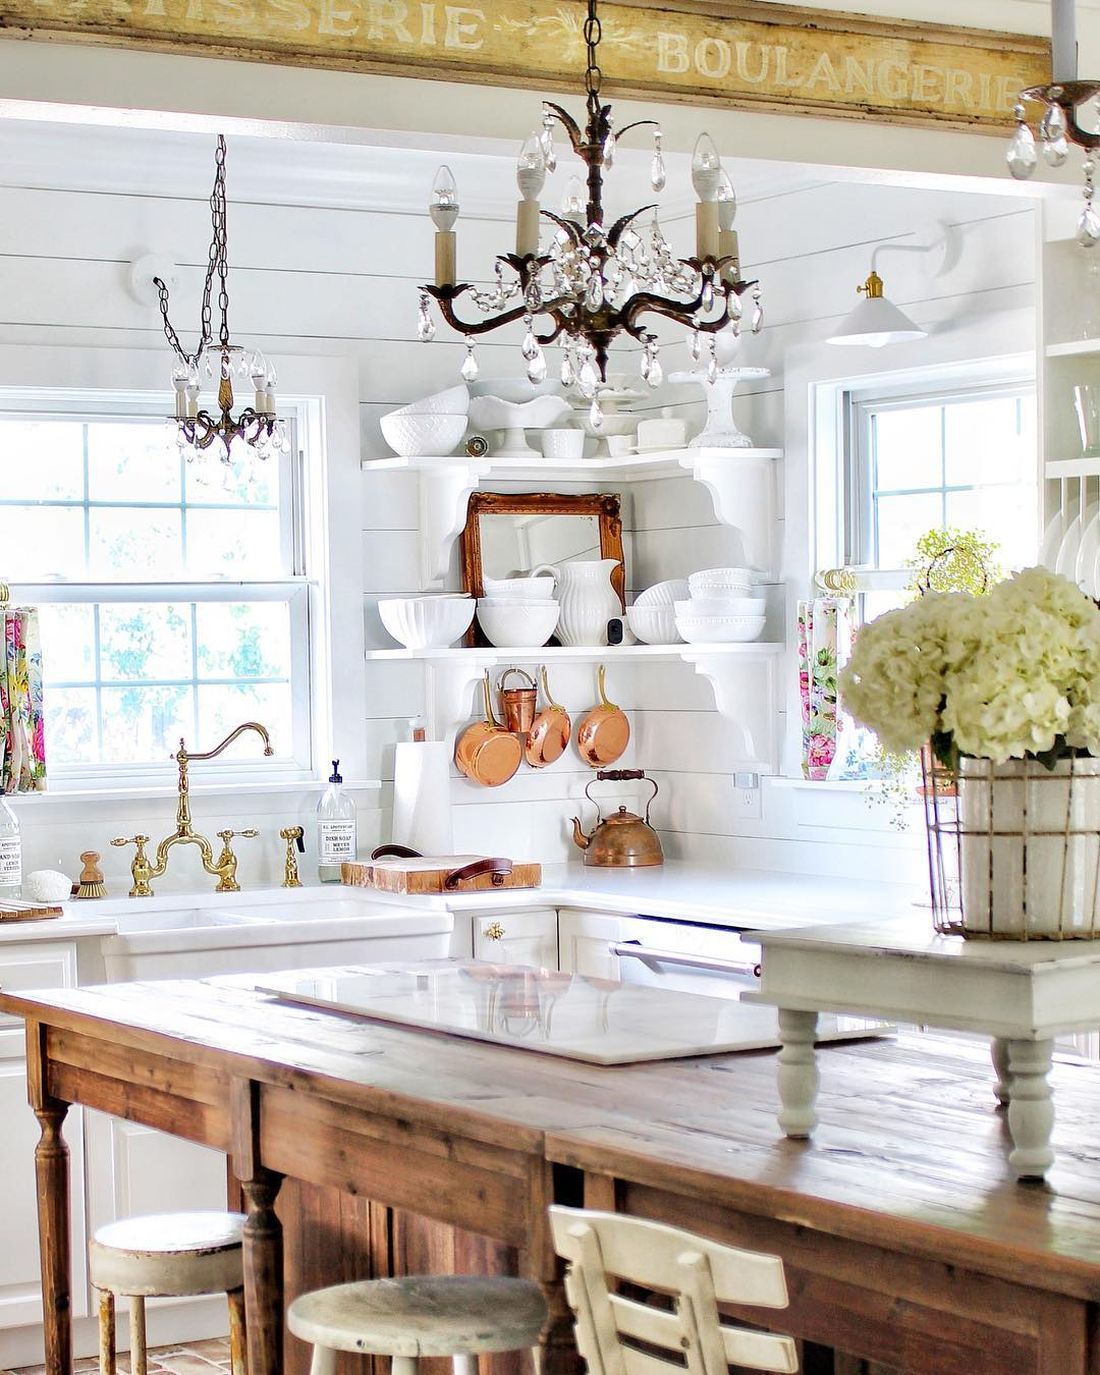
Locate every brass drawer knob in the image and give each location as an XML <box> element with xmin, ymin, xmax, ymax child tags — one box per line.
<box><xmin>484</xmin><ymin>922</ymin><xmax>506</xmax><ymax>941</ymax></box>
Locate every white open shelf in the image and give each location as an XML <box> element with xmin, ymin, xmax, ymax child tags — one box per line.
<box><xmin>1045</xmin><ymin>339</ymin><xmax>1100</xmax><ymax>358</ymax></box>
<box><xmin>365</xmin><ymin>641</ymin><xmax>782</xmax><ymax>664</ymax></box>
<box><xmin>361</xmin><ymin>446</ymin><xmax>781</xmax><ymax>486</ymax></box>
<box><xmin>1045</xmin><ymin>456</ymin><xmax>1100</xmax><ymax>478</ymax></box>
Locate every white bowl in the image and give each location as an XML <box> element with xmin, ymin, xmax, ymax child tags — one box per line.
<box><xmin>469</xmin><ymin>378</ymin><xmax>562</xmax><ymax>403</ymax></box>
<box><xmin>378</xmin><ymin>595</ymin><xmax>475</xmax><ymax>648</ymax></box>
<box><xmin>688</xmin><ymin>567</ymin><xmax>757</xmax><ymax>597</ymax></box>
<box><xmin>380</xmin><ymin>411</ymin><xmax>467</xmax><ymax>458</ymax></box>
<box><xmin>482</xmin><ymin>575</ymin><xmax>557</xmax><ymax>600</ymax></box>
<box><xmin>391</xmin><ymin>384</ymin><xmax>470</xmax><ymax>417</ymax></box>
<box><xmin>477</xmin><ymin>599</ymin><xmax>560</xmax><ymax>648</ymax></box>
<box><xmin>626</xmin><ymin>604</ymin><xmax>682</xmax><ymax>645</ymax></box>
<box><xmin>675</xmin><ymin>596</ymin><xmax>764</xmax><ymax>619</ymax></box>
<box><xmin>635</xmin><ymin>579</ymin><xmax>690</xmax><ymax>608</ymax></box>
<box><xmin>674</xmin><ymin>614</ymin><xmax>766</xmax><ymax>645</ymax></box>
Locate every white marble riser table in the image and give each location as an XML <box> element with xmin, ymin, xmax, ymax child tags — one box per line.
<box><xmin>748</xmin><ymin>917</ymin><xmax>1100</xmax><ymax>1182</ymax></box>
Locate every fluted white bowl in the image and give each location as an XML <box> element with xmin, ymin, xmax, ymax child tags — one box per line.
<box><xmin>482</xmin><ymin>575</ymin><xmax>556</xmax><ymax>600</ymax></box>
<box><xmin>392</xmin><ymin>384</ymin><xmax>470</xmax><ymax>417</ymax></box>
<box><xmin>635</xmin><ymin>579</ymin><xmax>690</xmax><ymax>608</ymax></box>
<box><xmin>675</xmin><ymin>596</ymin><xmax>764</xmax><ymax>619</ymax></box>
<box><xmin>674</xmin><ymin>613</ymin><xmax>766</xmax><ymax>644</ymax></box>
<box><xmin>688</xmin><ymin>567</ymin><xmax>757</xmax><ymax>597</ymax></box>
<box><xmin>477</xmin><ymin>599</ymin><xmax>560</xmax><ymax>648</ymax></box>
<box><xmin>626</xmin><ymin>604</ymin><xmax>682</xmax><ymax>645</ymax></box>
<box><xmin>378</xmin><ymin>595</ymin><xmax>475</xmax><ymax>649</ymax></box>
<box><xmin>380</xmin><ymin>410</ymin><xmax>467</xmax><ymax>458</ymax></box>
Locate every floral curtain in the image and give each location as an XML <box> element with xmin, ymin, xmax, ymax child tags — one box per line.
<box><xmin>0</xmin><ymin>607</ymin><xmax>46</xmax><ymax>793</ymax></box>
<box><xmin>796</xmin><ymin>597</ymin><xmax>852</xmax><ymax>781</ymax></box>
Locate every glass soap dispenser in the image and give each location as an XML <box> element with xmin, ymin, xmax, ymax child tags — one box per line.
<box><xmin>317</xmin><ymin>759</ymin><xmax>357</xmax><ymax>883</ymax></box>
<box><xmin>0</xmin><ymin>795</ymin><xmax>20</xmax><ymax>899</ymax></box>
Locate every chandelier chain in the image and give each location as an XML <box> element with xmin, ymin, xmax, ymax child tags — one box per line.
<box><xmin>155</xmin><ymin>133</ymin><xmax>229</xmax><ymax>366</ymax></box>
<box><xmin>584</xmin><ymin>0</ymin><xmax>602</xmax><ymax>117</ymax></box>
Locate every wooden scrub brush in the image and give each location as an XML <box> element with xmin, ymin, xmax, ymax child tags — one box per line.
<box><xmin>75</xmin><ymin>851</ymin><xmax>106</xmax><ymax>899</ymax></box>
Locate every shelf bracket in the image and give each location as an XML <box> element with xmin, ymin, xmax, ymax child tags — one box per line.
<box><xmin>417</xmin><ymin>460</ymin><xmax>487</xmax><ymax>588</ymax></box>
<box><xmin>681</xmin><ymin>649</ymin><xmax>779</xmax><ymax>773</ymax></box>
<box><xmin>424</xmin><ymin>655</ymin><xmax>491</xmax><ymax>752</ymax></box>
<box><xmin>679</xmin><ymin>450</ymin><xmax>780</xmax><ymax>575</ymax></box>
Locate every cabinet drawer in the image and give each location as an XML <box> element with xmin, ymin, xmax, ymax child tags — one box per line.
<box><xmin>0</xmin><ymin>941</ymin><xmax>77</xmax><ymax>1028</ymax></box>
<box><xmin>473</xmin><ymin>908</ymin><xmax>557</xmax><ymax>968</ymax></box>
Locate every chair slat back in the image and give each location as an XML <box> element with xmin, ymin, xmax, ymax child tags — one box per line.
<box><xmin>550</xmin><ymin>1207</ymin><xmax>798</xmax><ymax>1375</ymax></box>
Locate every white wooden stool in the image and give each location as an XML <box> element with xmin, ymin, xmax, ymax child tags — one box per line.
<box><xmin>287</xmin><ymin>1275</ymin><xmax>548</xmax><ymax>1375</ymax></box>
<box><xmin>89</xmin><ymin>1211</ymin><xmax>248</xmax><ymax>1375</ymax></box>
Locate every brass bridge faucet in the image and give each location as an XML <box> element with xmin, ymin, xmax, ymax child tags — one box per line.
<box><xmin>112</xmin><ymin>722</ymin><xmax>274</xmax><ymax>897</ymax></box>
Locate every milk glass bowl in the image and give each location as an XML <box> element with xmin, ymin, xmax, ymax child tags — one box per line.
<box><xmin>378</xmin><ymin>595</ymin><xmax>475</xmax><ymax>648</ymax></box>
<box><xmin>379</xmin><ymin>411</ymin><xmax>467</xmax><ymax>458</ymax></box>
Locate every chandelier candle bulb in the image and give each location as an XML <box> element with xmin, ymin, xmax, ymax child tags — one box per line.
<box><xmin>430</xmin><ymin>165</ymin><xmax>459</xmax><ymax>288</ymax></box>
<box><xmin>516</xmin><ymin>135</ymin><xmax>546</xmax><ymax>257</ymax></box>
<box><xmin>1053</xmin><ymin>0</ymin><xmax>1078</xmax><ymax>83</ymax></box>
<box><xmin>696</xmin><ymin>203</ymin><xmax>720</xmax><ymax>262</ymax></box>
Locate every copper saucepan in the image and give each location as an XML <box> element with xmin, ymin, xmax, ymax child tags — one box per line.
<box><xmin>497</xmin><ymin>667</ymin><xmax>538</xmax><ymax>735</ymax></box>
<box><xmin>576</xmin><ymin>663</ymin><xmax>630</xmax><ymax>768</ymax></box>
<box><xmin>525</xmin><ymin>666</ymin><xmax>571</xmax><ymax>769</ymax></box>
<box><xmin>455</xmin><ymin>671</ymin><xmax>522</xmax><ymax>787</ymax></box>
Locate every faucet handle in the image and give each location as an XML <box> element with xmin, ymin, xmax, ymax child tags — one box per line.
<box><xmin>111</xmin><ymin>834</ymin><xmax>150</xmax><ymax>848</ymax></box>
<box><xmin>217</xmin><ymin>829</ymin><xmax>259</xmax><ymax>841</ymax></box>
<box><xmin>110</xmin><ymin>835</ymin><xmax>154</xmax><ymax>898</ymax></box>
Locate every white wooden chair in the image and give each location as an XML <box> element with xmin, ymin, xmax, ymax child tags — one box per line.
<box><xmin>89</xmin><ymin>1211</ymin><xmax>247</xmax><ymax>1375</ymax></box>
<box><xmin>549</xmin><ymin>1206</ymin><xmax>798</xmax><ymax>1375</ymax></box>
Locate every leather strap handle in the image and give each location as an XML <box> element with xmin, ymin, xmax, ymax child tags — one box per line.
<box><xmin>444</xmin><ymin>857</ymin><xmax>514</xmax><ymax>890</ymax></box>
<box><xmin>596</xmin><ymin>769</ymin><xmax>645</xmax><ymax>781</ymax></box>
<box><xmin>371</xmin><ymin>844</ymin><xmax>422</xmax><ymax>860</ymax></box>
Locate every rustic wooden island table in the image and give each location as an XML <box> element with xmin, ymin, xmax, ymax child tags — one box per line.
<box><xmin>5</xmin><ymin>971</ymin><xmax>1100</xmax><ymax>1375</ymax></box>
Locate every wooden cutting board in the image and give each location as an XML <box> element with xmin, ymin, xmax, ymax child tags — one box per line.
<box><xmin>0</xmin><ymin>899</ymin><xmax>64</xmax><ymax>922</ymax></box>
<box><xmin>342</xmin><ymin>855</ymin><xmax>541</xmax><ymax>895</ymax></box>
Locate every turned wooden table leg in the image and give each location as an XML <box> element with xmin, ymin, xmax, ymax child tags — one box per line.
<box><xmin>1007</xmin><ymin>1038</ymin><xmax>1055</xmax><ymax>1181</ymax></box>
<box><xmin>777</xmin><ymin>1009</ymin><xmax>819</xmax><ymax>1139</ymax></box>
<box><xmin>27</xmin><ymin>1015</ymin><xmax>73</xmax><ymax>1375</ymax></box>
<box><xmin>241</xmin><ymin>1169</ymin><xmax>285</xmax><ymax>1375</ymax></box>
<box><xmin>991</xmin><ymin>1038</ymin><xmax>1013</xmax><ymax>1108</ymax></box>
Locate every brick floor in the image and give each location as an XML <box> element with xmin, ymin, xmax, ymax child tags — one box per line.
<box><xmin>3</xmin><ymin>1337</ymin><xmax>232</xmax><ymax>1375</ymax></box>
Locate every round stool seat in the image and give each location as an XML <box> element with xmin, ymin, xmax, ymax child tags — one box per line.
<box><xmin>288</xmin><ymin>1276</ymin><xmax>547</xmax><ymax>1358</ymax></box>
<box><xmin>90</xmin><ymin>1211</ymin><xmax>246</xmax><ymax>1297</ymax></box>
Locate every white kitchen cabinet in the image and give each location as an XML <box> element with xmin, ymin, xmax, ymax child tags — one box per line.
<box><xmin>472</xmin><ymin>907</ymin><xmax>558</xmax><ymax>968</ymax></box>
<box><xmin>557</xmin><ymin>908</ymin><xmax>623</xmax><ymax>981</ymax></box>
<box><xmin>0</xmin><ymin>942</ymin><xmax>89</xmax><ymax>1336</ymax></box>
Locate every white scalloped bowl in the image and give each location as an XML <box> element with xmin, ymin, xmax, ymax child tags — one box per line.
<box><xmin>674</xmin><ymin>613</ymin><xmax>766</xmax><ymax>645</ymax></box>
<box><xmin>675</xmin><ymin>596</ymin><xmax>764</xmax><ymax>619</ymax></box>
<box><xmin>482</xmin><ymin>575</ymin><xmax>557</xmax><ymax>600</ymax></box>
<box><xmin>391</xmin><ymin>384</ymin><xmax>470</xmax><ymax>417</ymax></box>
<box><xmin>635</xmin><ymin>579</ymin><xmax>690</xmax><ymax>608</ymax></box>
<box><xmin>380</xmin><ymin>410</ymin><xmax>467</xmax><ymax>458</ymax></box>
<box><xmin>626</xmin><ymin>604</ymin><xmax>682</xmax><ymax>645</ymax></box>
<box><xmin>378</xmin><ymin>595</ymin><xmax>475</xmax><ymax>648</ymax></box>
<box><xmin>688</xmin><ymin>567</ymin><xmax>757</xmax><ymax>598</ymax></box>
<box><xmin>477</xmin><ymin>599</ymin><xmax>560</xmax><ymax>648</ymax></box>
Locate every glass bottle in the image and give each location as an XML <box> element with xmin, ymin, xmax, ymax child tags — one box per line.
<box><xmin>317</xmin><ymin>759</ymin><xmax>356</xmax><ymax>883</ymax></box>
<box><xmin>0</xmin><ymin>796</ymin><xmax>21</xmax><ymax>899</ymax></box>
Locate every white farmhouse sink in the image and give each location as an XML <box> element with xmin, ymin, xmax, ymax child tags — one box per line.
<box><xmin>100</xmin><ymin>886</ymin><xmax>453</xmax><ymax>981</ymax></box>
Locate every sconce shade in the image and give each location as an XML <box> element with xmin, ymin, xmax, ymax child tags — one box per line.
<box><xmin>827</xmin><ymin>293</ymin><xmax>927</xmax><ymax>348</ymax></box>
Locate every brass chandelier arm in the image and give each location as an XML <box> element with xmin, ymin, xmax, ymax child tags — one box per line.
<box><xmin>1021</xmin><ymin>80</ymin><xmax>1100</xmax><ymax>149</ymax></box>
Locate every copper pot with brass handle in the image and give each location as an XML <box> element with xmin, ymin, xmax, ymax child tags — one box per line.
<box><xmin>575</xmin><ymin>663</ymin><xmax>630</xmax><ymax>768</ymax></box>
<box><xmin>525</xmin><ymin>666</ymin><xmax>571</xmax><ymax>769</ymax></box>
<box><xmin>455</xmin><ymin>671</ymin><xmax>522</xmax><ymax>787</ymax></box>
<box><xmin>497</xmin><ymin>667</ymin><xmax>538</xmax><ymax>734</ymax></box>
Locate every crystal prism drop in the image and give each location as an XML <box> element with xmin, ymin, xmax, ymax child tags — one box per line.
<box><xmin>727</xmin><ymin>291</ymin><xmax>742</xmax><ymax>322</ymax></box>
<box><xmin>646</xmin><ymin>353</ymin><xmax>663</xmax><ymax>388</ymax></box>
<box><xmin>589</xmin><ymin>398</ymin><xmax>603</xmax><ymax>430</ymax></box>
<box><xmin>1078</xmin><ymin>204</ymin><xmax>1100</xmax><ymax>248</ymax></box>
<box><xmin>579</xmin><ymin>359</ymin><xmax>599</xmax><ymax>397</ymax></box>
<box><xmin>416</xmin><ymin>296</ymin><xmax>436</xmax><ymax>343</ymax></box>
<box><xmin>522</xmin><ymin>326</ymin><xmax>539</xmax><ymax>361</ymax></box>
<box><xmin>640</xmin><ymin>349</ymin><xmax>650</xmax><ymax>384</ymax></box>
<box><xmin>651</xmin><ymin>151</ymin><xmax>667</xmax><ymax>193</ymax></box>
<box><xmin>585</xmin><ymin>274</ymin><xmax>605</xmax><ymax>311</ymax></box>
<box><xmin>527</xmin><ymin>347</ymin><xmax>547</xmax><ymax>384</ymax></box>
<box><xmin>1041</xmin><ymin>103</ymin><xmax>1067</xmax><ymax>142</ymax></box>
<box><xmin>706</xmin><ymin>348</ymin><xmax>718</xmax><ymax>385</ymax></box>
<box><xmin>1006</xmin><ymin>122</ymin><xmax>1038</xmax><ymax>180</ymax></box>
<box><xmin>460</xmin><ymin>342</ymin><xmax>479</xmax><ymax>382</ymax></box>
<box><xmin>540</xmin><ymin>116</ymin><xmax>557</xmax><ymax>174</ymax></box>
<box><xmin>603</xmin><ymin>130</ymin><xmax>616</xmax><ymax>168</ymax></box>
<box><xmin>701</xmin><ymin>279</ymin><xmax>715</xmax><ymax>311</ymax></box>
<box><xmin>560</xmin><ymin>353</ymin><xmax>576</xmax><ymax>388</ymax></box>
<box><xmin>751</xmin><ymin>293</ymin><xmax>764</xmax><ymax>333</ymax></box>
<box><xmin>690</xmin><ymin>330</ymin><xmax>702</xmax><ymax>362</ymax></box>
<box><xmin>525</xmin><ymin>281</ymin><xmax>543</xmax><ymax>311</ymax></box>
<box><xmin>1044</xmin><ymin>136</ymin><xmax>1069</xmax><ymax>167</ymax></box>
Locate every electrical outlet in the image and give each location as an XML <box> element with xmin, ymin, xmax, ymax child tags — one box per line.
<box><xmin>731</xmin><ymin>773</ymin><xmax>762</xmax><ymax>820</ymax></box>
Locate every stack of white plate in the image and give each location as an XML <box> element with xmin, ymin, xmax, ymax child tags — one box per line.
<box><xmin>675</xmin><ymin>568</ymin><xmax>766</xmax><ymax>643</ymax></box>
<box><xmin>478</xmin><ymin>575</ymin><xmax>560</xmax><ymax>647</ymax></box>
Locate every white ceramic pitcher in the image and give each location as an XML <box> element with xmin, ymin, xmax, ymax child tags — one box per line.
<box><xmin>533</xmin><ymin>558</ymin><xmax>621</xmax><ymax>646</ymax></box>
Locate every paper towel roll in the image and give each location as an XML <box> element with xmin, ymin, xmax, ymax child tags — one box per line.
<box><xmin>392</xmin><ymin>741</ymin><xmax>454</xmax><ymax>854</ymax></box>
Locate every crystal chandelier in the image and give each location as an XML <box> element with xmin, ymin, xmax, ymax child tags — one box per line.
<box><xmin>416</xmin><ymin>0</ymin><xmax>761</xmax><ymax>411</ymax></box>
<box><xmin>1006</xmin><ymin>1</ymin><xmax>1100</xmax><ymax>246</ymax></box>
<box><xmin>155</xmin><ymin>135</ymin><xmax>288</xmax><ymax>465</ymax></box>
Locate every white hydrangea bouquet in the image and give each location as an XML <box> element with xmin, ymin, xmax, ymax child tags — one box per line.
<box><xmin>840</xmin><ymin>566</ymin><xmax>1100</xmax><ymax>774</ymax></box>
<box><xmin>840</xmin><ymin>568</ymin><xmax>1100</xmax><ymax>938</ymax></box>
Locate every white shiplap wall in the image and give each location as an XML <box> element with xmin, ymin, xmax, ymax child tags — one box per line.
<box><xmin>0</xmin><ymin>120</ymin><xmax>1036</xmax><ymax>890</ymax></box>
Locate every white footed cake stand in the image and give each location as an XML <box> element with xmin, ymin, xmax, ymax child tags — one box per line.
<box><xmin>669</xmin><ymin>365</ymin><xmax>771</xmax><ymax>449</ymax></box>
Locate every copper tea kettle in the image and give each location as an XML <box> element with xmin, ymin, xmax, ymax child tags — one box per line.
<box><xmin>571</xmin><ymin>769</ymin><xmax>663</xmax><ymax>868</ymax></box>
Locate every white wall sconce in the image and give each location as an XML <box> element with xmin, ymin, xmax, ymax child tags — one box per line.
<box><xmin>827</xmin><ymin>229</ymin><xmax>956</xmax><ymax>348</ymax></box>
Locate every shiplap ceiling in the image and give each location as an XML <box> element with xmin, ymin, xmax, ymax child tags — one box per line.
<box><xmin>0</xmin><ymin>117</ymin><xmax>830</xmax><ymax>219</ymax></box>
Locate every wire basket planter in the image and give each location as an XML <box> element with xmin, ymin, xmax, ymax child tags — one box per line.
<box><xmin>922</xmin><ymin>752</ymin><xmax>1100</xmax><ymax>940</ymax></box>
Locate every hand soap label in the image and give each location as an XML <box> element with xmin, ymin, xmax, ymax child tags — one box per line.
<box><xmin>0</xmin><ymin>836</ymin><xmax>21</xmax><ymax>886</ymax></box>
<box><xmin>318</xmin><ymin>821</ymin><xmax>356</xmax><ymax>864</ymax></box>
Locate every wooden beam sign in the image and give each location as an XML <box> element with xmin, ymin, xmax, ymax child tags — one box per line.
<box><xmin>0</xmin><ymin>0</ymin><xmax>1049</xmax><ymax>131</ymax></box>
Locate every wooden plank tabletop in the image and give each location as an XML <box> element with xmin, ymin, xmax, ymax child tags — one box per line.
<box><xmin>7</xmin><ymin>975</ymin><xmax>1100</xmax><ymax>1304</ymax></box>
